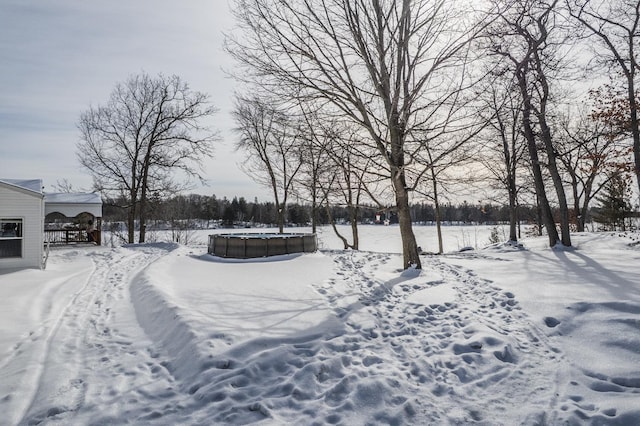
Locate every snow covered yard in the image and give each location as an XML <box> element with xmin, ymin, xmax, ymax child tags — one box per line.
<box><xmin>0</xmin><ymin>226</ymin><xmax>638</xmax><ymax>425</ymax></box>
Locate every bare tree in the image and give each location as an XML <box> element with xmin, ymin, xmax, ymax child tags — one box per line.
<box><xmin>77</xmin><ymin>72</ymin><xmax>218</xmax><ymax>243</ymax></box>
<box><xmin>52</xmin><ymin>178</ymin><xmax>82</xmax><ymax>193</ymax></box>
<box><xmin>323</xmin><ymin>128</ymin><xmax>379</xmax><ymax>250</ymax></box>
<box><xmin>295</xmin><ymin>107</ymin><xmax>338</xmax><ymax>234</ymax></box>
<box><xmin>477</xmin><ymin>78</ymin><xmax>527</xmax><ymax>242</ymax></box>
<box><xmin>567</xmin><ymin>0</ymin><xmax>640</xmax><ymax>194</ymax></box>
<box><xmin>226</xmin><ymin>0</ymin><xmax>487</xmax><ymax>269</ymax></box>
<box><xmin>233</xmin><ymin>95</ymin><xmax>304</xmax><ymax>233</ymax></box>
<box><xmin>297</xmin><ymin>134</ymin><xmax>325</xmax><ymax>234</ymax></box>
<box><xmin>413</xmin><ymin>134</ymin><xmax>479</xmax><ymax>253</ymax></box>
<box><xmin>486</xmin><ymin>0</ymin><xmax>572</xmax><ymax>247</ymax></box>
<box><xmin>556</xmin><ymin>104</ymin><xmax>633</xmax><ymax>231</ymax></box>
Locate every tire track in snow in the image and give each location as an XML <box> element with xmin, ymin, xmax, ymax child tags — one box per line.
<box><xmin>17</xmin><ymin>244</ymin><xmax>179</xmax><ymax>425</ymax></box>
<box><xmin>0</xmin><ymin>267</ymin><xmax>96</xmax><ymax>426</ymax></box>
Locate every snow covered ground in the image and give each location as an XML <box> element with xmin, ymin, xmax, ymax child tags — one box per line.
<box><xmin>0</xmin><ymin>225</ymin><xmax>639</xmax><ymax>425</ymax></box>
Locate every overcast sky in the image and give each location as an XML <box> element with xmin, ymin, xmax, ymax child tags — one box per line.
<box><xmin>0</xmin><ymin>0</ymin><xmax>273</xmax><ymax>201</ymax></box>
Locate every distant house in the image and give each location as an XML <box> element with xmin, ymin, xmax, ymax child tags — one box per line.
<box><xmin>0</xmin><ymin>179</ymin><xmax>45</xmax><ymax>269</ymax></box>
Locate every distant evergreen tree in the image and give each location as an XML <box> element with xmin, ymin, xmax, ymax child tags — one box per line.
<box><xmin>592</xmin><ymin>173</ymin><xmax>633</xmax><ymax>231</ymax></box>
<box><xmin>287</xmin><ymin>204</ymin><xmax>310</xmax><ymax>226</ymax></box>
<box><xmin>222</xmin><ymin>206</ymin><xmax>236</xmax><ymax>227</ymax></box>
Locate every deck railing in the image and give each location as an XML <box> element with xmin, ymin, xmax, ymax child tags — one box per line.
<box><xmin>44</xmin><ymin>229</ymin><xmax>102</xmax><ymax>245</ymax></box>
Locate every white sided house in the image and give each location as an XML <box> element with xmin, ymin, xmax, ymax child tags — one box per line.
<box><xmin>1</xmin><ymin>180</ymin><xmax>103</xmax><ymax>270</ymax></box>
<box><xmin>0</xmin><ymin>179</ymin><xmax>45</xmax><ymax>270</ymax></box>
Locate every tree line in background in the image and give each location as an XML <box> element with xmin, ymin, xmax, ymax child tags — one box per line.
<box><xmin>101</xmin><ymin>192</ymin><xmax>636</xmax><ymax>235</ymax></box>
<box><xmin>76</xmin><ymin>0</ymin><xmax>640</xmax><ymax>269</ymax></box>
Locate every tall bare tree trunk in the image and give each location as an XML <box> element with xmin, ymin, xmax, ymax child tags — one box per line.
<box><xmin>520</xmin><ymin>80</ymin><xmax>559</xmax><ymax>246</ymax></box>
<box><xmin>350</xmin><ymin>219</ymin><xmax>359</xmax><ymax>251</ymax></box>
<box><xmin>503</xmin><ymin>116</ymin><xmax>519</xmax><ymax>242</ymax></box>
<box><xmin>311</xmin><ymin>190</ymin><xmax>317</xmax><ymax>234</ymax></box>
<box><xmin>431</xmin><ymin>170</ymin><xmax>444</xmax><ymax>254</ymax></box>
<box><xmin>537</xmin><ymin>64</ymin><xmax>572</xmax><ymax>246</ymax></box>
<box><xmin>139</xmin><ymin>196</ymin><xmax>147</xmax><ymax>243</ymax></box>
<box><xmin>508</xmin><ymin>177</ymin><xmax>518</xmax><ymax>242</ymax></box>
<box><xmin>127</xmin><ymin>182</ymin><xmax>137</xmax><ymax>244</ymax></box>
<box><xmin>139</xmin><ymin>164</ymin><xmax>150</xmax><ymax>243</ymax></box>
<box><xmin>388</xmin><ymin>97</ymin><xmax>421</xmax><ymax>267</ymax></box>
<box><xmin>539</xmin><ymin>122</ymin><xmax>572</xmax><ymax>245</ymax></box>
<box><xmin>628</xmin><ymin>80</ymin><xmax>640</xmax><ymax>195</ymax></box>
<box><xmin>127</xmin><ymin>206</ymin><xmax>136</xmax><ymax>244</ymax></box>
<box><xmin>276</xmin><ymin>203</ymin><xmax>285</xmax><ymax>234</ymax></box>
<box><xmin>571</xmin><ymin>178</ymin><xmax>584</xmax><ymax>233</ymax></box>
<box><xmin>393</xmin><ymin>168</ymin><xmax>421</xmax><ymax>268</ymax></box>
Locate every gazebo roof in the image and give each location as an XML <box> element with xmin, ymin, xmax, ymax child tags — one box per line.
<box><xmin>44</xmin><ymin>192</ymin><xmax>102</xmax><ymax>218</ymax></box>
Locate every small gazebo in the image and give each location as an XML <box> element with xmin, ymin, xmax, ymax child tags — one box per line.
<box><xmin>44</xmin><ymin>193</ymin><xmax>103</xmax><ymax>245</ymax></box>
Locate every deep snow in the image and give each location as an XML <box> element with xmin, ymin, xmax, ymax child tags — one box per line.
<box><xmin>0</xmin><ymin>225</ymin><xmax>639</xmax><ymax>425</ymax></box>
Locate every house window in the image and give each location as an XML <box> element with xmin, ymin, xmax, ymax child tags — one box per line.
<box><xmin>0</xmin><ymin>219</ymin><xmax>23</xmax><ymax>258</ymax></box>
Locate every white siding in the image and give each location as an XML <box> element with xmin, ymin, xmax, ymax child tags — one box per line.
<box><xmin>0</xmin><ymin>185</ymin><xmax>44</xmax><ymax>269</ymax></box>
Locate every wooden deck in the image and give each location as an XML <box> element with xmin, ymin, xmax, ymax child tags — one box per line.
<box><xmin>45</xmin><ymin>229</ymin><xmax>102</xmax><ymax>245</ymax></box>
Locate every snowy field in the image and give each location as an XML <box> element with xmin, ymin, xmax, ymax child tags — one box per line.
<box><xmin>0</xmin><ymin>224</ymin><xmax>639</xmax><ymax>425</ymax></box>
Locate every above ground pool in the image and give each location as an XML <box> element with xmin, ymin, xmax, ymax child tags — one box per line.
<box><xmin>208</xmin><ymin>233</ymin><xmax>317</xmax><ymax>258</ymax></box>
